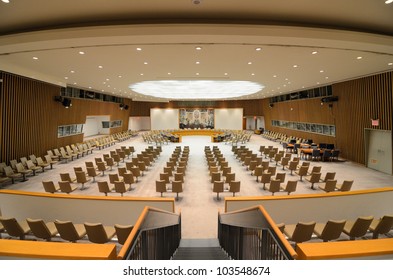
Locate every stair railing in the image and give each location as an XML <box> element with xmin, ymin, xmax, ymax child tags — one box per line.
<box><xmin>218</xmin><ymin>205</ymin><xmax>296</xmax><ymax>260</ymax></box>
<box><xmin>118</xmin><ymin>206</ymin><xmax>181</xmax><ymax>260</ymax></box>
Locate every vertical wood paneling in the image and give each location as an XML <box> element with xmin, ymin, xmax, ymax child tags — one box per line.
<box><xmin>0</xmin><ymin>71</ymin><xmax>132</xmax><ymax>164</ymax></box>
<box><xmin>264</xmin><ymin>71</ymin><xmax>392</xmax><ymax>166</ymax></box>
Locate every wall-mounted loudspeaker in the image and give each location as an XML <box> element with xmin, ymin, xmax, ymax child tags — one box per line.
<box><xmin>54</xmin><ymin>96</ymin><xmax>72</xmax><ymax>108</ymax></box>
<box><xmin>321</xmin><ymin>96</ymin><xmax>339</xmax><ymax>103</ymax></box>
<box><xmin>119</xmin><ymin>104</ymin><xmax>129</xmax><ymax>110</ymax></box>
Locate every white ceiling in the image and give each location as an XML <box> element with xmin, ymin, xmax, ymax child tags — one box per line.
<box><xmin>0</xmin><ymin>0</ymin><xmax>392</xmax><ymax>102</ymax></box>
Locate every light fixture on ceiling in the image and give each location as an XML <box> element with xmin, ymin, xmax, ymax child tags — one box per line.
<box><xmin>385</xmin><ymin>0</ymin><xmax>393</xmax><ymax>4</ymax></box>
<box><xmin>129</xmin><ymin>80</ymin><xmax>264</xmax><ymax>100</ymax></box>
<box><xmin>1</xmin><ymin>0</ymin><xmax>10</xmax><ymax>3</ymax></box>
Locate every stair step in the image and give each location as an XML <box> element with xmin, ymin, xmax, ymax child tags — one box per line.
<box><xmin>172</xmin><ymin>247</ymin><xmax>229</xmax><ymax>260</ymax></box>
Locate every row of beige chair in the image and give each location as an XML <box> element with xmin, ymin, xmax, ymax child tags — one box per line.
<box><xmin>156</xmin><ymin>146</ymin><xmax>189</xmax><ymax>200</ymax></box>
<box><xmin>206</xmin><ymin>146</ymin><xmax>240</xmax><ymax>199</ymax></box>
<box><xmin>0</xmin><ymin>216</ymin><xmax>133</xmax><ymax>245</ymax></box>
<box><xmin>280</xmin><ymin>214</ymin><xmax>393</xmax><ymax>247</ymax></box>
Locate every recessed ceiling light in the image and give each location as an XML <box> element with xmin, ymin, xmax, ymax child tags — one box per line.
<box><xmin>118</xmin><ymin>75</ymin><xmax>122</xmax><ymax>78</ymax></box>
<box><xmin>2</xmin><ymin>0</ymin><xmax>10</xmax><ymax>3</ymax></box>
<box><xmin>140</xmin><ymin>73</ymin><xmax>144</xmax><ymax>76</ymax></box>
<box><xmin>251</xmin><ymin>73</ymin><xmax>255</xmax><ymax>76</ymax></box>
<box><xmin>293</xmin><ymin>64</ymin><xmax>298</xmax><ymax>68</ymax></box>
<box><xmin>64</xmin><ymin>77</ymin><xmax>69</xmax><ymax>80</ymax></box>
<box><xmin>273</xmin><ymin>75</ymin><xmax>277</xmax><ymax>78</ymax></box>
<box><xmin>136</xmin><ymin>47</ymin><xmax>142</xmax><ymax>51</ymax></box>
<box><xmin>196</xmin><ymin>61</ymin><xmax>200</xmax><ymax>64</ymax></box>
<box><xmin>144</xmin><ymin>62</ymin><xmax>148</xmax><ymax>65</ymax></box>
<box><xmin>79</xmin><ymin>51</ymin><xmax>85</xmax><ymax>55</ymax></box>
<box><xmin>248</xmin><ymin>62</ymin><xmax>252</xmax><ymax>65</ymax></box>
<box><xmin>70</xmin><ymin>70</ymin><xmax>75</xmax><ymax>73</ymax></box>
<box><xmin>196</xmin><ymin>73</ymin><xmax>200</xmax><ymax>75</ymax></box>
<box><xmin>195</xmin><ymin>46</ymin><xmax>202</xmax><ymax>50</ymax></box>
<box><xmin>388</xmin><ymin>62</ymin><xmax>393</xmax><ymax>66</ymax></box>
<box><xmin>357</xmin><ymin>56</ymin><xmax>363</xmax><ymax>60</ymax></box>
<box><xmin>98</xmin><ymin>65</ymin><xmax>103</xmax><ymax>69</ymax></box>
<box><xmin>32</xmin><ymin>57</ymin><xmax>38</xmax><ymax>60</ymax></box>
<box><xmin>224</xmin><ymin>73</ymin><xmax>228</xmax><ymax>76</ymax></box>
<box><xmin>255</xmin><ymin>47</ymin><xmax>262</xmax><ymax>51</ymax></box>
<box><xmin>312</xmin><ymin>51</ymin><xmax>318</xmax><ymax>55</ymax></box>
<box><xmin>385</xmin><ymin>0</ymin><xmax>393</xmax><ymax>4</ymax></box>
<box><xmin>320</xmin><ymin>70</ymin><xmax>324</xmax><ymax>73</ymax></box>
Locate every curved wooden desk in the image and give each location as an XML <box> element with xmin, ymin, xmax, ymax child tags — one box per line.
<box><xmin>172</xmin><ymin>129</ymin><xmax>226</xmax><ymax>142</ymax></box>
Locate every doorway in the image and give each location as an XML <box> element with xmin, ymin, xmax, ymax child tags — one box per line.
<box><xmin>364</xmin><ymin>129</ymin><xmax>392</xmax><ymax>175</ymax></box>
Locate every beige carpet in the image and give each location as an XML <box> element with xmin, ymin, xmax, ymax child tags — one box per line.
<box><xmin>4</xmin><ymin>133</ymin><xmax>393</xmax><ymax>240</ymax></box>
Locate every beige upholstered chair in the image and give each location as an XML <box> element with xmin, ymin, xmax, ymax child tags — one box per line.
<box><xmin>171</xmin><ymin>180</ymin><xmax>183</xmax><ymax>200</ymax></box>
<box><xmin>131</xmin><ymin>167</ymin><xmax>141</xmax><ymax>182</ymax></box>
<box><xmin>15</xmin><ymin>163</ymin><xmax>32</xmax><ymax>181</ymax></box>
<box><xmin>75</xmin><ymin>171</ymin><xmax>91</xmax><ymax>190</ymax></box>
<box><xmin>42</xmin><ymin>181</ymin><xmax>60</xmax><ymax>193</ymax></box>
<box><xmin>96</xmin><ymin>161</ymin><xmax>109</xmax><ymax>176</ymax></box>
<box><xmin>279</xmin><ymin>157</ymin><xmax>290</xmax><ymax>170</ymax></box>
<box><xmin>211</xmin><ymin>172</ymin><xmax>221</xmax><ymax>183</ymax></box>
<box><xmin>368</xmin><ymin>215</ymin><xmax>393</xmax><ymax>239</ymax></box>
<box><xmin>213</xmin><ymin>181</ymin><xmax>224</xmax><ymax>200</ymax></box>
<box><xmin>60</xmin><ymin>172</ymin><xmax>76</xmax><ymax>183</ymax></box>
<box><xmin>26</xmin><ymin>218</ymin><xmax>58</xmax><ymax>241</ymax></box>
<box><xmin>86</xmin><ymin>167</ymin><xmax>99</xmax><ymax>182</ymax></box>
<box><xmin>156</xmin><ymin>180</ymin><xmax>167</xmax><ymax>197</ymax></box>
<box><xmin>320</xmin><ymin>172</ymin><xmax>336</xmax><ymax>182</ymax></box>
<box><xmin>97</xmin><ymin>181</ymin><xmax>114</xmax><ymax>196</ymax></box>
<box><xmin>267</xmin><ymin>179</ymin><xmax>281</xmax><ymax>196</ymax></box>
<box><xmin>122</xmin><ymin>173</ymin><xmax>135</xmax><ymax>190</ymax></box>
<box><xmin>114</xmin><ymin>181</ymin><xmax>128</xmax><ymax>196</ymax></box>
<box><xmin>307</xmin><ymin>165</ymin><xmax>322</xmax><ymax>175</ymax></box>
<box><xmin>36</xmin><ymin>157</ymin><xmax>50</xmax><ymax>172</ymax></box>
<box><xmin>109</xmin><ymin>173</ymin><xmax>123</xmax><ymax>185</ymax></box>
<box><xmin>283</xmin><ymin>221</ymin><xmax>316</xmax><ymax>246</ymax></box>
<box><xmin>343</xmin><ymin>216</ymin><xmax>374</xmax><ymax>240</ymax></box>
<box><xmin>318</xmin><ymin>179</ymin><xmax>337</xmax><ymax>192</ymax></box>
<box><xmin>305</xmin><ymin>172</ymin><xmax>321</xmax><ymax>189</ymax></box>
<box><xmin>261</xmin><ymin>172</ymin><xmax>272</xmax><ymax>190</ymax></box>
<box><xmin>104</xmin><ymin>157</ymin><xmax>114</xmax><ymax>170</ymax></box>
<box><xmin>225</xmin><ymin>172</ymin><xmax>235</xmax><ymax>185</ymax></box>
<box><xmin>295</xmin><ymin>166</ymin><xmax>308</xmax><ymax>181</ymax></box>
<box><xmin>275</xmin><ymin>172</ymin><xmax>286</xmax><ymax>183</ymax></box>
<box><xmin>174</xmin><ymin>172</ymin><xmax>184</xmax><ymax>183</ymax></box>
<box><xmin>313</xmin><ymin>219</ymin><xmax>346</xmax><ymax>242</ymax></box>
<box><xmin>0</xmin><ymin>217</ymin><xmax>31</xmax><ymax>239</ymax></box>
<box><xmin>287</xmin><ymin>161</ymin><xmax>298</xmax><ymax>175</ymax></box>
<box><xmin>137</xmin><ymin>161</ymin><xmax>146</xmax><ymax>175</ymax></box>
<box><xmin>114</xmin><ymin>224</ymin><xmax>134</xmax><ymax>245</ymax></box>
<box><xmin>54</xmin><ymin>220</ymin><xmax>87</xmax><ymax>243</ymax></box>
<box><xmin>280</xmin><ymin>180</ymin><xmax>297</xmax><ymax>195</ymax></box>
<box><xmin>159</xmin><ymin>172</ymin><xmax>170</xmax><ymax>184</ymax></box>
<box><xmin>335</xmin><ymin>180</ymin><xmax>354</xmax><ymax>192</ymax></box>
<box><xmin>228</xmin><ymin>181</ymin><xmax>240</xmax><ymax>197</ymax></box>
<box><xmin>253</xmin><ymin>166</ymin><xmax>263</xmax><ymax>182</ymax></box>
<box><xmin>222</xmin><ymin>166</ymin><xmax>231</xmax><ymax>177</ymax></box>
<box><xmin>163</xmin><ymin>166</ymin><xmax>173</xmax><ymax>177</ymax></box>
<box><xmin>58</xmin><ymin>181</ymin><xmax>77</xmax><ymax>194</ymax></box>
<box><xmin>84</xmin><ymin>222</ymin><xmax>116</xmax><ymax>244</ymax></box>
<box><xmin>44</xmin><ymin>155</ymin><xmax>58</xmax><ymax>169</ymax></box>
<box><xmin>117</xmin><ymin>167</ymin><xmax>128</xmax><ymax>177</ymax></box>
<box><xmin>264</xmin><ymin>166</ymin><xmax>276</xmax><ymax>176</ymax></box>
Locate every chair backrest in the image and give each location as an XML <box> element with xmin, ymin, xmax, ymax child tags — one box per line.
<box><xmin>372</xmin><ymin>215</ymin><xmax>393</xmax><ymax>235</ymax></box>
<box><xmin>114</xmin><ymin>224</ymin><xmax>134</xmax><ymax>245</ymax></box>
<box><xmin>298</xmin><ymin>166</ymin><xmax>308</xmax><ymax>176</ymax></box>
<box><xmin>114</xmin><ymin>181</ymin><xmax>127</xmax><ymax>194</ymax></box>
<box><xmin>60</xmin><ymin>173</ymin><xmax>72</xmax><ymax>182</ymax></box>
<box><xmin>288</xmin><ymin>161</ymin><xmax>297</xmax><ymax>170</ymax></box>
<box><xmin>284</xmin><ymin>180</ymin><xmax>297</xmax><ymax>194</ymax></box>
<box><xmin>213</xmin><ymin>181</ymin><xmax>224</xmax><ymax>193</ymax></box>
<box><xmin>172</xmin><ymin>181</ymin><xmax>183</xmax><ymax>193</ymax></box>
<box><xmin>0</xmin><ymin>217</ymin><xmax>28</xmax><ymax>238</ymax></box>
<box><xmin>123</xmin><ymin>173</ymin><xmax>134</xmax><ymax>184</ymax></box>
<box><xmin>339</xmin><ymin>180</ymin><xmax>354</xmax><ymax>191</ymax></box>
<box><xmin>291</xmin><ymin>221</ymin><xmax>316</xmax><ymax>243</ymax></box>
<box><xmin>229</xmin><ymin>181</ymin><xmax>240</xmax><ymax>194</ymax></box>
<box><xmin>324</xmin><ymin>172</ymin><xmax>336</xmax><ymax>181</ymax></box>
<box><xmin>97</xmin><ymin>181</ymin><xmax>111</xmax><ymax>194</ymax></box>
<box><xmin>42</xmin><ymin>181</ymin><xmax>58</xmax><ymax>193</ymax></box>
<box><xmin>348</xmin><ymin>216</ymin><xmax>374</xmax><ymax>238</ymax></box>
<box><xmin>87</xmin><ymin>167</ymin><xmax>97</xmax><ymax>177</ymax></box>
<box><xmin>26</xmin><ymin>218</ymin><xmax>54</xmax><ymax>240</ymax></box>
<box><xmin>319</xmin><ymin>219</ymin><xmax>346</xmax><ymax>242</ymax></box>
<box><xmin>84</xmin><ymin>223</ymin><xmax>112</xmax><ymax>243</ymax></box>
<box><xmin>156</xmin><ymin>180</ymin><xmax>167</xmax><ymax>193</ymax></box>
<box><xmin>323</xmin><ymin>179</ymin><xmax>337</xmax><ymax>192</ymax></box>
<box><xmin>275</xmin><ymin>172</ymin><xmax>286</xmax><ymax>183</ymax></box>
<box><xmin>109</xmin><ymin>173</ymin><xmax>120</xmax><ymax>184</ymax></box>
<box><xmin>58</xmin><ymin>181</ymin><xmax>74</xmax><ymax>193</ymax></box>
<box><xmin>75</xmin><ymin>171</ymin><xmax>87</xmax><ymax>183</ymax></box>
<box><xmin>309</xmin><ymin>172</ymin><xmax>321</xmax><ymax>182</ymax></box>
<box><xmin>54</xmin><ymin>220</ymin><xmax>83</xmax><ymax>242</ymax></box>
<box><xmin>268</xmin><ymin>179</ymin><xmax>281</xmax><ymax>194</ymax></box>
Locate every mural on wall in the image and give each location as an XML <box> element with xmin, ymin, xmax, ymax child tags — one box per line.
<box><xmin>179</xmin><ymin>108</ymin><xmax>214</xmax><ymax>129</ymax></box>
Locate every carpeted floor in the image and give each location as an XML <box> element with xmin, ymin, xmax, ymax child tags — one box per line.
<box><xmin>3</xmin><ymin>133</ymin><xmax>393</xmax><ymax>240</ymax></box>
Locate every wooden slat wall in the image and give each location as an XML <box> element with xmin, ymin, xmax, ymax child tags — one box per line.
<box><xmin>0</xmin><ymin>72</ymin><xmax>132</xmax><ymax>164</ymax></box>
<box><xmin>263</xmin><ymin>71</ymin><xmax>393</xmax><ymax>166</ymax></box>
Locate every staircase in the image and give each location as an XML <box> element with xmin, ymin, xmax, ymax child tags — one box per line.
<box><xmin>172</xmin><ymin>239</ymin><xmax>230</xmax><ymax>260</ymax></box>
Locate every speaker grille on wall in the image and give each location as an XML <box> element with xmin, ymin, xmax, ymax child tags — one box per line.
<box><xmin>62</xmin><ymin>98</ymin><xmax>72</xmax><ymax>108</ymax></box>
<box><xmin>321</xmin><ymin>96</ymin><xmax>339</xmax><ymax>103</ymax></box>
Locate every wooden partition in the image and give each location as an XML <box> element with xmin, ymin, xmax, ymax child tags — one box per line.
<box><xmin>0</xmin><ymin>71</ymin><xmax>132</xmax><ymax>164</ymax></box>
<box><xmin>0</xmin><ymin>190</ymin><xmax>175</xmax><ymax>226</ymax></box>
<box><xmin>225</xmin><ymin>187</ymin><xmax>393</xmax><ymax>224</ymax></box>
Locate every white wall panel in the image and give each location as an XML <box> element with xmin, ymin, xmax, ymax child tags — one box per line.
<box><xmin>150</xmin><ymin>108</ymin><xmax>179</xmax><ymax>130</ymax></box>
<box><xmin>214</xmin><ymin>108</ymin><xmax>243</xmax><ymax>130</ymax></box>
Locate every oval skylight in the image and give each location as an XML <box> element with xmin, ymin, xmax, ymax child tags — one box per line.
<box><xmin>129</xmin><ymin>80</ymin><xmax>264</xmax><ymax>100</ymax></box>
